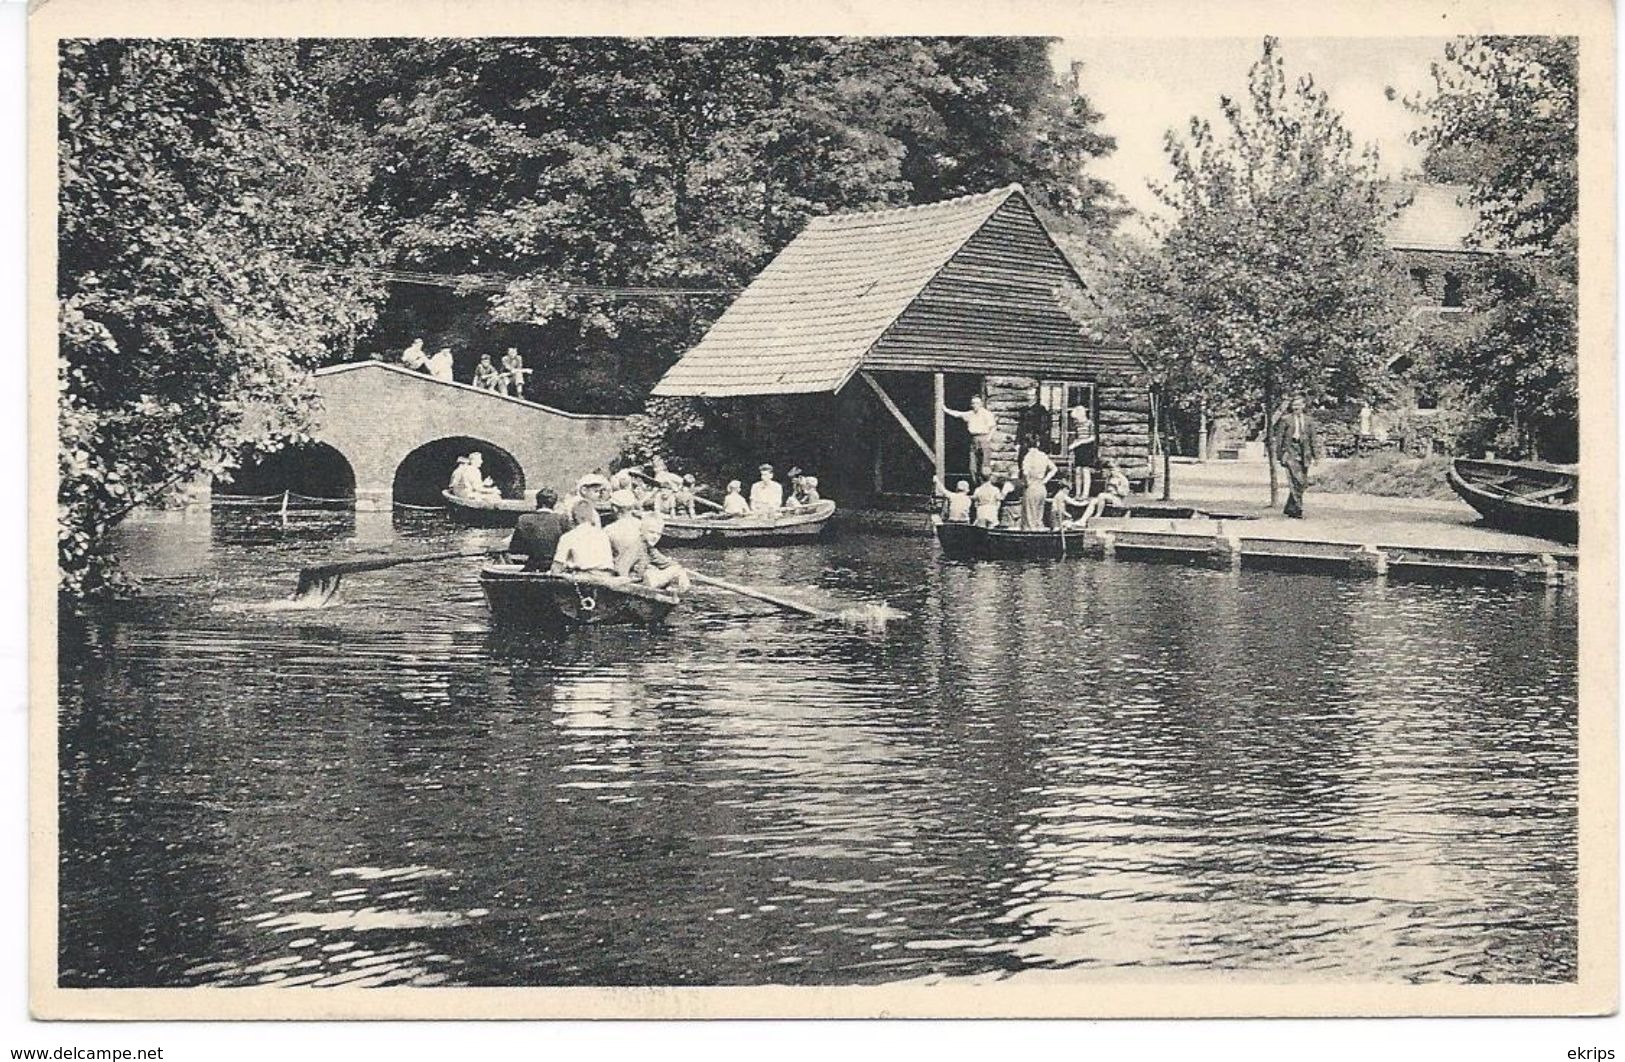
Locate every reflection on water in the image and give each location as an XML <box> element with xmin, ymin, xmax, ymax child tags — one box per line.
<box><xmin>58</xmin><ymin>508</ymin><xmax>1578</xmax><ymax>986</ymax></box>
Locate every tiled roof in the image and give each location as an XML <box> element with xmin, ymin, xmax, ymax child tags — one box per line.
<box><xmin>652</xmin><ymin>186</ymin><xmax>1024</xmax><ymax>398</ymax></box>
<box><xmin>1383</xmin><ymin>182</ymin><xmax>1483</xmax><ymax>253</ymax></box>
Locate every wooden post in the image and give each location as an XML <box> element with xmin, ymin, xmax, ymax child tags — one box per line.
<box><xmin>932</xmin><ymin>373</ymin><xmax>946</xmax><ymax>487</ymax></box>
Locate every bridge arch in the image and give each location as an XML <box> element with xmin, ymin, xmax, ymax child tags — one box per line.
<box><xmin>215</xmin><ymin>441</ymin><xmax>357</xmax><ymax>502</ymax></box>
<box><xmin>392</xmin><ymin>436</ymin><xmax>526</xmax><ymax>508</ymax></box>
<box><xmin>304</xmin><ymin>362</ymin><xmax>627</xmax><ymax>510</ymax></box>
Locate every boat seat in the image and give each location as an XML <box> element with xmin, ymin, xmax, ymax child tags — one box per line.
<box><xmin>1515</xmin><ymin>484</ymin><xmax>1571</xmax><ymax>503</ymax></box>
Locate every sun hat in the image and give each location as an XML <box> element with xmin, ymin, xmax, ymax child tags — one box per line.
<box><xmin>608</xmin><ymin>489</ymin><xmax>640</xmax><ymax>510</ymax></box>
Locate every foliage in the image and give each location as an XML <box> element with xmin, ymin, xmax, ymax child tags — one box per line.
<box><xmin>1407</xmin><ymin>37</ymin><xmax>1578</xmax><ymax>460</ymax></box>
<box><xmin>1106</xmin><ymin>39</ymin><xmax>1417</xmax><ymax>500</ymax></box>
<box><xmin>1314</xmin><ymin>452</ymin><xmax>1456</xmax><ymax>500</ymax></box>
<box><xmin>58</xmin><ymin>40</ymin><xmax>382</xmax><ymax>600</ymax></box>
<box><xmin>330</xmin><ymin>38</ymin><xmax>1120</xmax><ymax>408</ymax></box>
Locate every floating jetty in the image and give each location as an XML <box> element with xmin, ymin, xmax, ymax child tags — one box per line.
<box><xmin>926</xmin><ymin>512</ymin><xmax>1578</xmax><ymax>587</ymax></box>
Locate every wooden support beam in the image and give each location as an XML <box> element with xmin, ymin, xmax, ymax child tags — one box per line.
<box><xmin>860</xmin><ymin>371</ymin><xmax>936</xmax><ymax>466</ymax></box>
<box><xmin>932</xmin><ymin>372</ymin><xmax>946</xmax><ymax>486</ymax></box>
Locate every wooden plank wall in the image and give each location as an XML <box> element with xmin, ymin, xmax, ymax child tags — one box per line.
<box><xmin>984</xmin><ymin>376</ymin><xmax>1153</xmax><ymax>484</ymax></box>
<box><xmin>865</xmin><ymin>196</ymin><xmax>1140</xmax><ymax>381</ymax></box>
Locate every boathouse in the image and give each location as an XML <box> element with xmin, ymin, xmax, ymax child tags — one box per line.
<box><xmin>651</xmin><ymin>185</ymin><xmax>1151</xmax><ymax>502</ymax></box>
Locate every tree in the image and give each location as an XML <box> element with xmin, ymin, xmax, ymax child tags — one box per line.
<box><xmin>58</xmin><ymin>40</ymin><xmax>382</xmax><ymax>601</ymax></box>
<box><xmin>1112</xmin><ymin>38</ymin><xmax>1415</xmax><ymax>503</ymax></box>
<box><xmin>1406</xmin><ymin>37</ymin><xmax>1578</xmax><ymax>460</ymax></box>
<box><xmin>333</xmin><ymin>38</ymin><xmax>1121</xmax><ymax>410</ymax></box>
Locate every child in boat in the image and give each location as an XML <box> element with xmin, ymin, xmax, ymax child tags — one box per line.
<box><xmin>970</xmin><ymin>473</ymin><xmax>1010</xmax><ymax>528</ymax></box>
<box><xmin>721</xmin><ymin>480</ymin><xmax>751</xmax><ymax>516</ymax></box>
<box><xmin>798</xmin><ymin>477</ymin><xmax>820</xmax><ymax>505</ymax></box>
<box><xmin>552</xmin><ymin>499</ymin><xmax>616</xmax><ymax>575</ymax></box>
<box><xmin>676</xmin><ymin>475</ymin><xmax>699</xmax><ymax>517</ymax></box>
<box><xmin>1048</xmin><ymin>483</ymin><xmax>1077</xmax><ymax>529</ymax></box>
<box><xmin>624</xmin><ymin>514</ymin><xmax>691</xmax><ymax>594</ymax></box>
<box><xmin>449</xmin><ymin>452</ymin><xmax>502</xmax><ymax>501</ymax></box>
<box><xmin>935</xmin><ymin>479</ymin><xmax>973</xmax><ymax>523</ymax></box>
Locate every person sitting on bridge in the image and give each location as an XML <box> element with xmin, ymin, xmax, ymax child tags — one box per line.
<box><xmin>623</xmin><ymin>514</ymin><xmax>691</xmax><ymax>594</ymax></box>
<box><xmin>427</xmin><ymin>346</ymin><xmax>455</xmax><ymax>382</ymax></box>
<box><xmin>500</xmin><ymin>347</ymin><xmax>530</xmax><ymax>397</ymax></box>
<box><xmin>749</xmin><ymin>464</ymin><xmax>783</xmax><ymax>513</ymax></box>
<box><xmin>551</xmin><ymin>499</ymin><xmax>616</xmax><ymax>576</ymax></box>
<box><xmin>473</xmin><ymin>352</ymin><xmax>501</xmax><ymax>391</ymax></box>
<box><xmin>401</xmin><ymin>337</ymin><xmax>428</xmax><ymax>373</ymax></box>
<box><xmin>604</xmin><ymin>490</ymin><xmax>647</xmax><ymax>569</ymax></box>
<box><xmin>721</xmin><ymin>480</ymin><xmax>751</xmax><ymax>516</ymax></box>
<box><xmin>508</xmin><ymin>488</ymin><xmax>563</xmax><ymax>570</ymax></box>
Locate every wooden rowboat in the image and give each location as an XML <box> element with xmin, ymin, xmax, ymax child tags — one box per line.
<box><xmin>658</xmin><ymin>499</ymin><xmax>837</xmax><ymax>545</ymax></box>
<box><xmin>479</xmin><ymin>564</ymin><xmax>681</xmax><ymax>628</ymax></box>
<box><xmin>932</xmin><ymin>517</ymin><xmax>1092</xmax><ymax>560</ymax></box>
<box><xmin>1446</xmin><ymin>458</ymin><xmax>1578</xmax><ymax>544</ymax></box>
<box><xmin>443</xmin><ymin>490</ymin><xmax>533</xmax><ymax>528</ymax></box>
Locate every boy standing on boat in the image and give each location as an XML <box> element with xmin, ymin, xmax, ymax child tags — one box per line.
<box><xmin>1270</xmin><ymin>395</ymin><xmax>1323</xmax><ymax>519</ymax></box>
<box><xmin>970</xmin><ymin>473</ymin><xmax>1009</xmax><ymax>528</ymax></box>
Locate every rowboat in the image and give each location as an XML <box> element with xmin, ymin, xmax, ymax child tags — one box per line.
<box><xmin>1446</xmin><ymin>458</ymin><xmax>1578</xmax><ymax>544</ymax></box>
<box><xmin>442</xmin><ymin>490</ymin><xmax>533</xmax><ymax>528</ymax></box>
<box><xmin>659</xmin><ymin>499</ymin><xmax>837</xmax><ymax>545</ymax></box>
<box><xmin>932</xmin><ymin>517</ymin><xmax>1093</xmax><ymax>560</ymax></box>
<box><xmin>479</xmin><ymin>564</ymin><xmax>681</xmax><ymax>628</ymax></box>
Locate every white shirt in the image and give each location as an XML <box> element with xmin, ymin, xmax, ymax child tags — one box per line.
<box><xmin>722</xmin><ymin>493</ymin><xmax>751</xmax><ymax>516</ymax></box>
<box><xmin>952</xmin><ymin>407</ymin><xmax>997</xmax><ymax>436</ymax></box>
<box><xmin>553</xmin><ymin>523</ymin><xmax>615</xmax><ymax>572</ymax></box>
<box><xmin>448</xmin><ymin>463</ymin><xmax>485</xmax><ymax>497</ymax></box>
<box><xmin>749</xmin><ymin>479</ymin><xmax>784</xmax><ymax>512</ymax></box>
<box><xmin>1021</xmin><ymin>448</ymin><xmax>1056</xmax><ymax>484</ymax></box>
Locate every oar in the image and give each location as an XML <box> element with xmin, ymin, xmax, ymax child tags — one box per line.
<box><xmin>292</xmin><ymin>547</ymin><xmax>493</xmax><ymax>606</ymax></box>
<box><xmin>686</xmin><ymin>570</ymin><xmax>834</xmax><ymax>620</ymax></box>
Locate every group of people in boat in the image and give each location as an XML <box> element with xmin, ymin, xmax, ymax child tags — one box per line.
<box><xmin>401</xmin><ymin>339</ymin><xmax>531</xmax><ymax>397</ymax></box>
<box><xmin>937</xmin><ymin>389</ymin><xmax>1134</xmax><ymax>531</ymax></box>
<box><xmin>509</xmin><ymin>482</ymin><xmax>692</xmax><ymax>594</ymax></box>
<box><xmin>938</xmin><ymin>457</ymin><xmax>1131</xmax><ymax>532</ymax></box>
<box><xmin>720</xmin><ymin>464</ymin><xmax>821</xmax><ymax>516</ymax></box>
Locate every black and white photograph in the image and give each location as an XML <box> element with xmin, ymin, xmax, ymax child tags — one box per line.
<box><xmin>27</xmin><ymin>0</ymin><xmax>1615</xmax><ymax>1037</ymax></box>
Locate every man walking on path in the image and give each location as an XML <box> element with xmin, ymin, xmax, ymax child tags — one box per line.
<box><xmin>944</xmin><ymin>395</ymin><xmax>998</xmax><ymax>481</ymax></box>
<box><xmin>1270</xmin><ymin>394</ymin><xmax>1323</xmax><ymax>519</ymax></box>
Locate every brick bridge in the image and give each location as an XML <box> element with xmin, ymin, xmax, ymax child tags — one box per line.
<box><xmin>233</xmin><ymin>361</ymin><xmax>628</xmax><ymax>510</ymax></box>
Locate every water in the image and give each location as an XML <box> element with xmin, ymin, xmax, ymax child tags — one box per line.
<box><xmin>58</xmin><ymin>507</ymin><xmax>1579</xmax><ymax>987</ymax></box>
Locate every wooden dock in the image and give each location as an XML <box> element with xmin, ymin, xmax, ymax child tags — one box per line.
<box><xmin>845</xmin><ymin>508</ymin><xmax>1579</xmax><ymax>587</ymax></box>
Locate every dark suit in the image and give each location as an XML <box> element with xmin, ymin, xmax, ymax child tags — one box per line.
<box><xmin>1270</xmin><ymin>411</ymin><xmax>1322</xmax><ymax>518</ymax></box>
<box><xmin>509</xmin><ymin>510</ymin><xmax>565</xmax><ymax>570</ymax></box>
